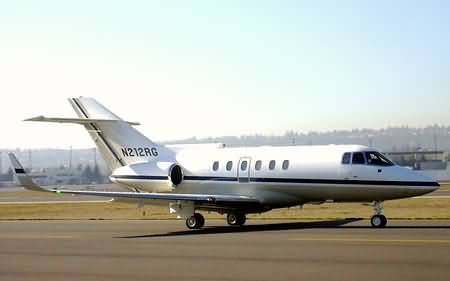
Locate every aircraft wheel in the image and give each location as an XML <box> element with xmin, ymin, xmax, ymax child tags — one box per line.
<box><xmin>186</xmin><ymin>213</ymin><xmax>205</xmax><ymax>229</ymax></box>
<box><xmin>370</xmin><ymin>214</ymin><xmax>387</xmax><ymax>228</ymax></box>
<box><xmin>227</xmin><ymin>212</ymin><xmax>246</xmax><ymax>226</ymax></box>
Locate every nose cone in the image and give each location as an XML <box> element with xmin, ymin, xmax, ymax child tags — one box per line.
<box><xmin>406</xmin><ymin>169</ymin><xmax>440</xmax><ymax>196</ymax></box>
<box><xmin>387</xmin><ymin>166</ymin><xmax>439</xmax><ymax>197</ymax></box>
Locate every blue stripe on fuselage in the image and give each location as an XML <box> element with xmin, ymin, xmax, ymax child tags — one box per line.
<box><xmin>110</xmin><ymin>175</ymin><xmax>439</xmax><ymax>187</ymax></box>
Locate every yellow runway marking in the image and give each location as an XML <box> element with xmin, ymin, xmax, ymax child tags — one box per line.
<box><xmin>289</xmin><ymin>237</ymin><xmax>450</xmax><ymax>245</ymax></box>
<box><xmin>0</xmin><ymin>235</ymin><xmax>76</xmax><ymax>239</ymax></box>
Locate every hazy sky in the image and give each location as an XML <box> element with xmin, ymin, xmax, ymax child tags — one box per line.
<box><xmin>1</xmin><ymin>1</ymin><xmax>449</xmax><ymax>149</ymax></box>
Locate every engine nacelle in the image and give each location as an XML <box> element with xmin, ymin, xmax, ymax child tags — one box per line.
<box><xmin>168</xmin><ymin>164</ymin><xmax>184</xmax><ymax>186</ymax></box>
<box><xmin>111</xmin><ymin>161</ymin><xmax>184</xmax><ymax>192</ymax></box>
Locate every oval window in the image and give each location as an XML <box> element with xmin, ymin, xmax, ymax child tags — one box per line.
<box><xmin>255</xmin><ymin>160</ymin><xmax>262</xmax><ymax>170</ymax></box>
<box><xmin>269</xmin><ymin>160</ymin><xmax>276</xmax><ymax>170</ymax></box>
<box><xmin>240</xmin><ymin>161</ymin><xmax>248</xmax><ymax>171</ymax></box>
<box><xmin>226</xmin><ymin>161</ymin><xmax>233</xmax><ymax>171</ymax></box>
<box><xmin>212</xmin><ymin>161</ymin><xmax>219</xmax><ymax>171</ymax></box>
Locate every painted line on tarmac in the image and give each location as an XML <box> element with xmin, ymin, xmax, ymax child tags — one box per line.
<box><xmin>413</xmin><ymin>196</ymin><xmax>450</xmax><ymax>199</ymax></box>
<box><xmin>289</xmin><ymin>237</ymin><xmax>450</xmax><ymax>244</ymax></box>
<box><xmin>0</xmin><ymin>200</ymin><xmax>112</xmax><ymax>204</ymax></box>
<box><xmin>0</xmin><ymin>235</ymin><xmax>77</xmax><ymax>239</ymax></box>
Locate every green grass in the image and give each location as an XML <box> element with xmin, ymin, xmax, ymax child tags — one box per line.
<box><xmin>1</xmin><ymin>182</ymin><xmax>449</xmax><ymax>220</ymax></box>
<box><xmin>1</xmin><ymin>196</ymin><xmax>449</xmax><ymax>220</ymax></box>
<box><xmin>439</xmin><ymin>182</ymin><xmax>450</xmax><ymax>191</ymax></box>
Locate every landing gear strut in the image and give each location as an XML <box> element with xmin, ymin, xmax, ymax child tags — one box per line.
<box><xmin>226</xmin><ymin>212</ymin><xmax>246</xmax><ymax>226</ymax></box>
<box><xmin>370</xmin><ymin>201</ymin><xmax>387</xmax><ymax>228</ymax></box>
<box><xmin>186</xmin><ymin>213</ymin><xmax>205</xmax><ymax>229</ymax></box>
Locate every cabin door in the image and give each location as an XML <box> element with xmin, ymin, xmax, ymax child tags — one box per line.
<box><xmin>237</xmin><ymin>157</ymin><xmax>252</xmax><ymax>183</ymax></box>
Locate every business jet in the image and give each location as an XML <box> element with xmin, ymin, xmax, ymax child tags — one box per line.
<box><xmin>9</xmin><ymin>97</ymin><xmax>439</xmax><ymax>229</ymax></box>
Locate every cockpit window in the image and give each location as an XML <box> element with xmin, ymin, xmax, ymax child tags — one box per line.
<box><xmin>352</xmin><ymin>152</ymin><xmax>365</xmax><ymax>165</ymax></box>
<box><xmin>365</xmin><ymin>151</ymin><xmax>394</xmax><ymax>166</ymax></box>
<box><xmin>342</xmin><ymin>152</ymin><xmax>351</xmax><ymax>164</ymax></box>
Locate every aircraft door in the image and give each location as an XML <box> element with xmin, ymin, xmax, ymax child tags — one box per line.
<box><xmin>237</xmin><ymin>157</ymin><xmax>251</xmax><ymax>183</ymax></box>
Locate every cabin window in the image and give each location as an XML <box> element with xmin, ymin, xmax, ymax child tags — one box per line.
<box><xmin>269</xmin><ymin>160</ymin><xmax>276</xmax><ymax>170</ymax></box>
<box><xmin>240</xmin><ymin>160</ymin><xmax>248</xmax><ymax>171</ymax></box>
<box><xmin>212</xmin><ymin>161</ymin><xmax>219</xmax><ymax>171</ymax></box>
<box><xmin>342</xmin><ymin>152</ymin><xmax>351</xmax><ymax>164</ymax></box>
<box><xmin>226</xmin><ymin>161</ymin><xmax>233</xmax><ymax>171</ymax></box>
<box><xmin>352</xmin><ymin>152</ymin><xmax>365</xmax><ymax>165</ymax></box>
<box><xmin>282</xmin><ymin>160</ymin><xmax>289</xmax><ymax>170</ymax></box>
<box><xmin>255</xmin><ymin>160</ymin><xmax>262</xmax><ymax>170</ymax></box>
<box><xmin>365</xmin><ymin>151</ymin><xmax>394</xmax><ymax>166</ymax></box>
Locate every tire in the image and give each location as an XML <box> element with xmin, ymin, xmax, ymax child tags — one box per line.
<box><xmin>227</xmin><ymin>213</ymin><xmax>246</xmax><ymax>226</ymax></box>
<box><xmin>194</xmin><ymin>213</ymin><xmax>205</xmax><ymax>228</ymax></box>
<box><xmin>186</xmin><ymin>213</ymin><xmax>205</xmax><ymax>229</ymax></box>
<box><xmin>371</xmin><ymin>215</ymin><xmax>387</xmax><ymax>228</ymax></box>
<box><xmin>380</xmin><ymin>215</ymin><xmax>387</xmax><ymax>227</ymax></box>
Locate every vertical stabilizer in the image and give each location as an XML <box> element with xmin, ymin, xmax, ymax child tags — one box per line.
<box><xmin>68</xmin><ymin>97</ymin><xmax>174</xmax><ymax>172</ymax></box>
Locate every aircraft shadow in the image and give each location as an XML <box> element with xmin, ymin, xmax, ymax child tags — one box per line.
<box><xmin>116</xmin><ymin>218</ymin><xmax>362</xmax><ymax>239</ymax></box>
<box><xmin>342</xmin><ymin>224</ymin><xmax>450</xmax><ymax>229</ymax></box>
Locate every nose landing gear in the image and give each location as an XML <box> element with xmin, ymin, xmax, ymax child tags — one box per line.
<box><xmin>370</xmin><ymin>201</ymin><xmax>387</xmax><ymax>228</ymax></box>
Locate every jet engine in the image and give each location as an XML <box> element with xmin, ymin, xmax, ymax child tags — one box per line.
<box><xmin>168</xmin><ymin>164</ymin><xmax>184</xmax><ymax>186</ymax></box>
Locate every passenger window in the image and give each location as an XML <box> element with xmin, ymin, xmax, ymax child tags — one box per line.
<box><xmin>282</xmin><ymin>160</ymin><xmax>289</xmax><ymax>170</ymax></box>
<box><xmin>240</xmin><ymin>161</ymin><xmax>248</xmax><ymax>171</ymax></box>
<box><xmin>226</xmin><ymin>161</ymin><xmax>233</xmax><ymax>171</ymax></box>
<box><xmin>255</xmin><ymin>160</ymin><xmax>262</xmax><ymax>170</ymax></box>
<box><xmin>342</xmin><ymin>152</ymin><xmax>351</xmax><ymax>164</ymax></box>
<box><xmin>352</xmin><ymin>152</ymin><xmax>365</xmax><ymax>165</ymax></box>
<box><xmin>269</xmin><ymin>160</ymin><xmax>276</xmax><ymax>170</ymax></box>
<box><xmin>212</xmin><ymin>161</ymin><xmax>219</xmax><ymax>171</ymax></box>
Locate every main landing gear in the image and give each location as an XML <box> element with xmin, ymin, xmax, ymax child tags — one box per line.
<box><xmin>185</xmin><ymin>213</ymin><xmax>205</xmax><ymax>229</ymax></box>
<box><xmin>370</xmin><ymin>201</ymin><xmax>387</xmax><ymax>228</ymax></box>
<box><xmin>185</xmin><ymin>212</ymin><xmax>247</xmax><ymax>229</ymax></box>
<box><xmin>183</xmin><ymin>211</ymin><xmax>248</xmax><ymax>230</ymax></box>
<box><xmin>226</xmin><ymin>212</ymin><xmax>246</xmax><ymax>226</ymax></box>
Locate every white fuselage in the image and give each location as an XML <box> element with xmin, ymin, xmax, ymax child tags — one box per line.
<box><xmin>21</xmin><ymin>97</ymin><xmax>441</xmax><ymax>227</ymax></box>
<box><xmin>110</xmin><ymin>144</ymin><xmax>439</xmax><ymax>210</ymax></box>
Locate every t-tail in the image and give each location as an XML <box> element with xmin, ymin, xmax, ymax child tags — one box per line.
<box><xmin>25</xmin><ymin>97</ymin><xmax>175</xmax><ymax>172</ymax></box>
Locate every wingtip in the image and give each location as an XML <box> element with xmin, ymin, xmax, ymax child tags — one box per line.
<box><xmin>23</xmin><ymin>115</ymin><xmax>45</xmax><ymax>122</ymax></box>
<box><xmin>8</xmin><ymin>153</ymin><xmax>26</xmax><ymax>174</ymax></box>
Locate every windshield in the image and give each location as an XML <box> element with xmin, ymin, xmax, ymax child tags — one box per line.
<box><xmin>364</xmin><ymin>151</ymin><xmax>394</xmax><ymax>166</ymax></box>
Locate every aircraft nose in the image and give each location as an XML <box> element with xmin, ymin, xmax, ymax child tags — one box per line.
<box><xmin>411</xmin><ymin>172</ymin><xmax>440</xmax><ymax>194</ymax></box>
<box><xmin>396</xmin><ymin>167</ymin><xmax>440</xmax><ymax>196</ymax></box>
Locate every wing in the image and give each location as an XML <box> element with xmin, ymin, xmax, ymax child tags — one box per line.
<box><xmin>53</xmin><ymin>189</ymin><xmax>260</xmax><ymax>209</ymax></box>
<box><xmin>8</xmin><ymin>153</ymin><xmax>261</xmax><ymax>210</ymax></box>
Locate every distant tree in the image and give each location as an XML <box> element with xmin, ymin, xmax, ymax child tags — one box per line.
<box><xmin>6</xmin><ymin>168</ymin><xmax>13</xmax><ymax>181</ymax></box>
<box><xmin>82</xmin><ymin>165</ymin><xmax>93</xmax><ymax>184</ymax></box>
<box><xmin>92</xmin><ymin>164</ymin><xmax>102</xmax><ymax>183</ymax></box>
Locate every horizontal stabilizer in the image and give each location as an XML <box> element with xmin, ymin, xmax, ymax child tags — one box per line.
<box><xmin>24</xmin><ymin>115</ymin><xmax>140</xmax><ymax>126</ymax></box>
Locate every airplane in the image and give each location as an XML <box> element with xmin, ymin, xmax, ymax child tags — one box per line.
<box><xmin>9</xmin><ymin>97</ymin><xmax>440</xmax><ymax>229</ymax></box>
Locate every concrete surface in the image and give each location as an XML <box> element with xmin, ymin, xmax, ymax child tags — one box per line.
<box><xmin>0</xmin><ymin>219</ymin><xmax>449</xmax><ymax>281</ymax></box>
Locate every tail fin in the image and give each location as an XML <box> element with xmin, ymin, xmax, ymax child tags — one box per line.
<box><xmin>69</xmin><ymin>97</ymin><xmax>175</xmax><ymax>171</ymax></box>
<box><xmin>26</xmin><ymin>97</ymin><xmax>175</xmax><ymax>172</ymax></box>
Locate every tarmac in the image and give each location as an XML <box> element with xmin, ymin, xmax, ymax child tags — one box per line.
<box><xmin>1</xmin><ymin>219</ymin><xmax>450</xmax><ymax>281</ymax></box>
